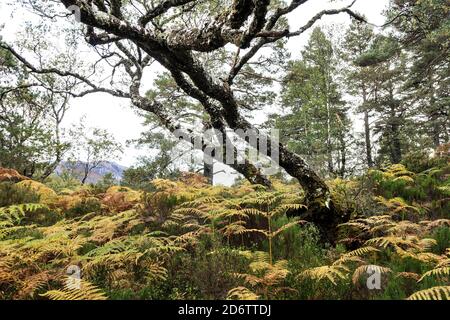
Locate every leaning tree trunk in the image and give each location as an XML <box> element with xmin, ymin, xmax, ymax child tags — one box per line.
<box><xmin>278</xmin><ymin>144</ymin><xmax>349</xmax><ymax>243</ymax></box>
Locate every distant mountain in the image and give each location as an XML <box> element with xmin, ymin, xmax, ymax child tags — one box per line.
<box><xmin>56</xmin><ymin>161</ymin><xmax>127</xmax><ymax>184</ymax></box>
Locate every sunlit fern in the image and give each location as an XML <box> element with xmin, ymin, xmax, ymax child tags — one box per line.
<box><xmin>418</xmin><ymin>259</ymin><xmax>450</xmax><ymax>282</ymax></box>
<box><xmin>234</xmin><ymin>192</ymin><xmax>306</xmax><ymax>265</ymax></box>
<box><xmin>231</xmin><ymin>251</ymin><xmax>292</xmax><ymax>300</ymax></box>
<box><xmin>407</xmin><ymin>286</ymin><xmax>450</xmax><ymax>300</ymax></box>
<box><xmin>227</xmin><ymin>286</ymin><xmax>260</xmax><ymax>300</ymax></box>
<box><xmin>40</xmin><ymin>278</ymin><xmax>107</xmax><ymax>300</ymax></box>
<box><xmin>299</xmin><ymin>246</ymin><xmax>383</xmax><ymax>286</ymax></box>
<box><xmin>298</xmin><ymin>264</ymin><xmax>349</xmax><ymax>286</ymax></box>
<box><xmin>374</xmin><ymin>196</ymin><xmax>421</xmax><ymax>218</ymax></box>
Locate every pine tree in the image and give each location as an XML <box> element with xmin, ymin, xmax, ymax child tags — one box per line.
<box><xmin>388</xmin><ymin>0</ymin><xmax>449</xmax><ymax>147</ymax></box>
<box><xmin>274</xmin><ymin>27</ymin><xmax>351</xmax><ymax>177</ymax></box>
<box><xmin>342</xmin><ymin>20</ymin><xmax>376</xmax><ymax>168</ymax></box>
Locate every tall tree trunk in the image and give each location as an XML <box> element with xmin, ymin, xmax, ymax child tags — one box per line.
<box><xmin>362</xmin><ymin>86</ymin><xmax>373</xmax><ymax>167</ymax></box>
<box><xmin>428</xmin><ymin>73</ymin><xmax>441</xmax><ymax>148</ymax></box>
<box><xmin>338</xmin><ymin>133</ymin><xmax>346</xmax><ymax>178</ymax></box>
<box><xmin>326</xmin><ymin>102</ymin><xmax>334</xmax><ymax>176</ymax></box>
<box><xmin>388</xmin><ymin>88</ymin><xmax>402</xmax><ymax>164</ymax></box>
<box><xmin>390</xmin><ymin>122</ymin><xmax>402</xmax><ymax>164</ymax></box>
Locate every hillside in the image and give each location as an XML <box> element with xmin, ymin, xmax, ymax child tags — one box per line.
<box><xmin>55</xmin><ymin>161</ymin><xmax>127</xmax><ymax>184</ymax></box>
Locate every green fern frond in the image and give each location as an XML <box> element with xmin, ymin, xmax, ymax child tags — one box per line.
<box><xmin>0</xmin><ymin>203</ymin><xmax>48</xmax><ymax>225</ymax></box>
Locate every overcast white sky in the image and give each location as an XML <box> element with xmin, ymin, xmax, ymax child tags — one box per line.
<box><xmin>0</xmin><ymin>0</ymin><xmax>389</xmax><ymax>184</ymax></box>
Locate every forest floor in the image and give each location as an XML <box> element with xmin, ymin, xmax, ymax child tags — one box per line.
<box><xmin>0</xmin><ymin>160</ymin><xmax>448</xmax><ymax>300</ymax></box>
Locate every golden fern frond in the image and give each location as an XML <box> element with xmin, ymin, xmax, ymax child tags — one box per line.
<box><xmin>407</xmin><ymin>286</ymin><xmax>450</xmax><ymax>300</ymax></box>
<box><xmin>343</xmin><ymin>246</ymin><xmax>380</xmax><ymax>258</ymax></box>
<box><xmin>370</xmin><ymin>223</ymin><xmax>397</xmax><ymax>234</ymax></box>
<box><xmin>233</xmin><ymin>273</ymin><xmax>263</xmax><ymax>286</ymax></box>
<box><xmin>270</xmin><ymin>204</ymin><xmax>307</xmax><ymax>218</ymax></box>
<box><xmin>144</xmin><ymin>262</ymin><xmax>168</xmax><ymax>282</ymax></box>
<box><xmin>419</xmin><ymin>238</ymin><xmax>438</xmax><ymax>251</ymax></box>
<box><xmin>375</xmin><ymin>196</ymin><xmax>420</xmax><ymax>214</ymax></box>
<box><xmin>227</xmin><ymin>287</ymin><xmax>259</xmax><ymax>300</ymax></box>
<box><xmin>172</xmin><ymin>208</ymin><xmax>207</xmax><ymax>218</ymax></box>
<box><xmin>40</xmin><ymin>278</ymin><xmax>107</xmax><ymax>300</ymax></box>
<box><xmin>338</xmin><ymin>222</ymin><xmax>370</xmax><ymax>232</ymax></box>
<box><xmin>0</xmin><ymin>257</ymin><xmax>17</xmax><ymax>284</ymax></box>
<box><xmin>271</xmin><ymin>220</ymin><xmax>306</xmax><ymax>238</ymax></box>
<box><xmin>333</xmin><ymin>255</ymin><xmax>365</xmax><ymax>266</ymax></box>
<box><xmin>414</xmin><ymin>252</ymin><xmax>444</xmax><ymax>264</ymax></box>
<box><xmin>436</xmin><ymin>259</ymin><xmax>450</xmax><ymax>268</ymax></box>
<box><xmin>365</xmin><ymin>236</ymin><xmax>420</xmax><ymax>250</ymax></box>
<box><xmin>178</xmin><ymin>197</ymin><xmax>221</xmax><ymax>208</ymax></box>
<box><xmin>240</xmin><ymin>229</ymin><xmax>269</xmax><ymax>237</ymax></box>
<box><xmin>396</xmin><ymin>272</ymin><xmax>420</xmax><ymax>281</ymax></box>
<box><xmin>298</xmin><ymin>265</ymin><xmax>349</xmax><ymax>286</ymax></box>
<box><xmin>219</xmin><ymin>221</ymin><xmax>247</xmax><ymax>237</ymax></box>
<box><xmin>263</xmin><ymin>267</ymin><xmax>289</xmax><ymax>286</ymax></box>
<box><xmin>387</xmin><ymin>221</ymin><xmax>422</xmax><ymax>235</ymax></box>
<box><xmin>217</xmin><ymin>209</ymin><xmax>248</xmax><ymax>219</ymax></box>
<box><xmin>240</xmin><ymin>208</ymin><xmax>267</xmax><ymax>217</ymax></box>
<box><xmin>248</xmin><ymin>261</ymin><xmax>271</xmax><ymax>274</ymax></box>
<box><xmin>16</xmin><ymin>271</ymin><xmax>55</xmax><ymax>299</ymax></box>
<box><xmin>424</xmin><ymin>219</ymin><xmax>450</xmax><ymax>230</ymax></box>
<box><xmin>352</xmin><ymin>265</ymin><xmax>391</xmax><ymax>285</ymax></box>
<box><xmin>418</xmin><ymin>267</ymin><xmax>450</xmax><ymax>282</ymax></box>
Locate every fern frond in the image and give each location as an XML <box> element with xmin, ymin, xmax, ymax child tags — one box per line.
<box><xmin>16</xmin><ymin>271</ymin><xmax>55</xmax><ymax>299</ymax></box>
<box><xmin>240</xmin><ymin>208</ymin><xmax>267</xmax><ymax>217</ymax></box>
<box><xmin>298</xmin><ymin>265</ymin><xmax>349</xmax><ymax>285</ymax></box>
<box><xmin>40</xmin><ymin>278</ymin><xmax>107</xmax><ymax>300</ymax></box>
<box><xmin>270</xmin><ymin>204</ymin><xmax>307</xmax><ymax>218</ymax></box>
<box><xmin>343</xmin><ymin>246</ymin><xmax>380</xmax><ymax>258</ymax></box>
<box><xmin>0</xmin><ymin>203</ymin><xmax>48</xmax><ymax>225</ymax></box>
<box><xmin>418</xmin><ymin>267</ymin><xmax>450</xmax><ymax>282</ymax></box>
<box><xmin>407</xmin><ymin>286</ymin><xmax>450</xmax><ymax>300</ymax></box>
<box><xmin>271</xmin><ymin>220</ymin><xmax>306</xmax><ymax>238</ymax></box>
<box><xmin>227</xmin><ymin>287</ymin><xmax>259</xmax><ymax>300</ymax></box>
<box><xmin>396</xmin><ymin>272</ymin><xmax>420</xmax><ymax>281</ymax></box>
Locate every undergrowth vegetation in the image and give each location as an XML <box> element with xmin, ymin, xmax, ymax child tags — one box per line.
<box><xmin>0</xmin><ymin>162</ymin><xmax>448</xmax><ymax>300</ymax></box>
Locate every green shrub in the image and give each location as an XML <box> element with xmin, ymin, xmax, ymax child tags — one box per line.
<box><xmin>65</xmin><ymin>197</ymin><xmax>102</xmax><ymax>218</ymax></box>
<box><xmin>431</xmin><ymin>226</ymin><xmax>450</xmax><ymax>254</ymax></box>
<box><xmin>163</xmin><ymin>236</ymin><xmax>249</xmax><ymax>299</ymax></box>
<box><xmin>0</xmin><ymin>182</ymin><xmax>40</xmax><ymax>207</ymax></box>
<box><xmin>44</xmin><ymin>172</ymin><xmax>82</xmax><ymax>194</ymax></box>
